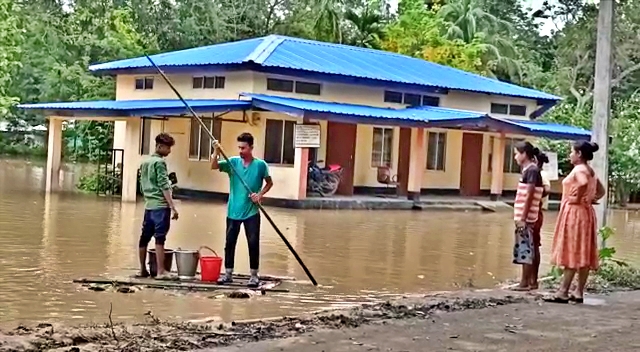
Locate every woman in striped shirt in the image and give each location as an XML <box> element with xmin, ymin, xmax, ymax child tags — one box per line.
<box><xmin>531</xmin><ymin>152</ymin><xmax>551</xmax><ymax>290</ymax></box>
<box><xmin>512</xmin><ymin>142</ymin><xmax>544</xmax><ymax>291</ymax></box>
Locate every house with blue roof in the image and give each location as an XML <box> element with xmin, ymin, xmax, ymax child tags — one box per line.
<box><xmin>19</xmin><ymin>35</ymin><xmax>589</xmax><ymax>207</ymax></box>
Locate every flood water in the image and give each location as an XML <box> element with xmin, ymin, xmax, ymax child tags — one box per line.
<box><xmin>2</xmin><ymin>158</ymin><xmax>640</xmax><ymax>327</ymax></box>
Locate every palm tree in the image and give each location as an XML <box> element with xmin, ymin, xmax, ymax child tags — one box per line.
<box><xmin>438</xmin><ymin>0</ymin><xmax>521</xmax><ymax>81</ymax></box>
<box><xmin>344</xmin><ymin>3</ymin><xmax>386</xmax><ymax>48</ymax></box>
<box><xmin>313</xmin><ymin>0</ymin><xmax>344</xmax><ymax>43</ymax></box>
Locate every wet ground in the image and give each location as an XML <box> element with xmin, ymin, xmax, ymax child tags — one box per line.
<box><xmin>213</xmin><ymin>290</ymin><xmax>640</xmax><ymax>352</ymax></box>
<box><xmin>2</xmin><ymin>158</ymin><xmax>640</xmax><ymax>327</ymax></box>
<box><xmin>2</xmin><ymin>289</ymin><xmax>639</xmax><ymax>351</ymax></box>
<box><xmin>0</xmin><ymin>290</ymin><xmax>527</xmax><ymax>351</ymax></box>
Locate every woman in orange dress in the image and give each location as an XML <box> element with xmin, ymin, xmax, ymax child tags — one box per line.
<box><xmin>545</xmin><ymin>141</ymin><xmax>605</xmax><ymax>304</ymax></box>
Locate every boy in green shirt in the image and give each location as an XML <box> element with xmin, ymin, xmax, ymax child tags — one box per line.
<box><xmin>211</xmin><ymin>132</ymin><xmax>273</xmax><ymax>287</ymax></box>
<box><xmin>137</xmin><ymin>133</ymin><xmax>179</xmax><ymax>280</ymax></box>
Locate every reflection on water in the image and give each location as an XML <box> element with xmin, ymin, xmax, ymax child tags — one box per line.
<box><xmin>1</xmin><ymin>158</ymin><xmax>640</xmax><ymax>326</ymax></box>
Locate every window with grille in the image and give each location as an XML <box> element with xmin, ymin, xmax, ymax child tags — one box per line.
<box><xmin>264</xmin><ymin>119</ymin><xmax>296</xmax><ymax>165</ymax></box>
<box><xmin>267</xmin><ymin>78</ymin><xmax>294</xmax><ymax>92</ymax></box>
<box><xmin>491</xmin><ymin>103</ymin><xmax>527</xmax><ymax>117</ymax></box>
<box><xmin>135</xmin><ymin>77</ymin><xmax>154</xmax><ymax>90</ymax></box>
<box><xmin>383</xmin><ymin>90</ymin><xmax>440</xmax><ymax>107</ymax></box>
<box><xmin>192</xmin><ymin>76</ymin><xmax>225</xmax><ymax>89</ymax></box>
<box><xmin>188</xmin><ymin>117</ymin><xmax>222</xmax><ymax>160</ymax></box>
<box><xmin>426</xmin><ymin>131</ymin><xmax>446</xmax><ymax>171</ymax></box>
<box><xmin>371</xmin><ymin>127</ymin><xmax>393</xmax><ymax>167</ymax></box>
<box><xmin>503</xmin><ymin>138</ymin><xmax>526</xmax><ymax>173</ymax></box>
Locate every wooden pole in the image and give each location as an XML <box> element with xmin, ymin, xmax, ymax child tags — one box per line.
<box><xmin>144</xmin><ymin>56</ymin><xmax>318</xmax><ymax>286</ymax></box>
<box><xmin>591</xmin><ymin>0</ymin><xmax>614</xmax><ymax>245</ymax></box>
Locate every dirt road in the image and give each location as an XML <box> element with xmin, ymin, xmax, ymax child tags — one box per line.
<box><xmin>211</xmin><ymin>290</ymin><xmax>640</xmax><ymax>352</ymax></box>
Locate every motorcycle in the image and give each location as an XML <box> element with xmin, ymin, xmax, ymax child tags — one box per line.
<box><xmin>307</xmin><ymin>160</ymin><xmax>343</xmax><ymax>197</ymax></box>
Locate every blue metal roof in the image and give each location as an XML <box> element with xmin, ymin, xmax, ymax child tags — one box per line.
<box><xmin>17</xmin><ymin>99</ymin><xmax>251</xmax><ymax>116</ymax></box>
<box><xmin>246</xmin><ymin>94</ymin><xmax>588</xmax><ymax>139</ymax></box>
<box><xmin>503</xmin><ymin>118</ymin><xmax>591</xmax><ymax>140</ymax></box>
<box><xmin>88</xmin><ymin>35</ymin><xmax>560</xmax><ymax>102</ymax></box>
<box><xmin>88</xmin><ymin>38</ymin><xmax>265</xmax><ymax>72</ymax></box>
<box><xmin>245</xmin><ymin>93</ymin><xmax>486</xmax><ymax>127</ymax></box>
<box><xmin>17</xmin><ymin>95</ymin><xmax>588</xmax><ymax>140</ymax></box>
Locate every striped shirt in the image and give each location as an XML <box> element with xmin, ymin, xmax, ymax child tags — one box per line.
<box><xmin>540</xmin><ymin>170</ymin><xmax>551</xmax><ymax>210</ymax></box>
<box><xmin>514</xmin><ymin>164</ymin><xmax>544</xmax><ymax>223</ymax></box>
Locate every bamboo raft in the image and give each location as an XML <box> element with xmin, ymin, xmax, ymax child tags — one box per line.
<box><xmin>74</xmin><ymin>273</ymin><xmax>291</xmax><ymax>293</ymax></box>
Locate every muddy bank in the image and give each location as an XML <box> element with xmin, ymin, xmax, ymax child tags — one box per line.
<box><xmin>213</xmin><ymin>290</ymin><xmax>640</xmax><ymax>352</ymax></box>
<box><xmin>0</xmin><ymin>290</ymin><xmax>526</xmax><ymax>351</ymax></box>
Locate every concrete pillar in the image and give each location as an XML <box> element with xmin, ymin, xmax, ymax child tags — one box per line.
<box><xmin>293</xmin><ymin>147</ymin><xmax>309</xmax><ymax>200</ymax></box>
<box><xmin>121</xmin><ymin>118</ymin><xmax>142</xmax><ymax>202</ymax></box>
<box><xmin>113</xmin><ymin>121</ymin><xmax>127</xmax><ymax>150</ymax></box>
<box><xmin>407</xmin><ymin>128</ymin><xmax>426</xmax><ymax>201</ymax></box>
<box><xmin>45</xmin><ymin>118</ymin><xmax>63</xmax><ymax>192</ymax></box>
<box><xmin>490</xmin><ymin>134</ymin><xmax>506</xmax><ymax>200</ymax></box>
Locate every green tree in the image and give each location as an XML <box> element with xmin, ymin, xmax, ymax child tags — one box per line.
<box><xmin>438</xmin><ymin>0</ymin><xmax>520</xmax><ymax>80</ymax></box>
<box><xmin>343</xmin><ymin>0</ymin><xmax>389</xmax><ymax>48</ymax></box>
<box><xmin>1</xmin><ymin>1</ymin><xmax>156</xmax><ymax>160</ymax></box>
<box><xmin>380</xmin><ymin>0</ymin><xmax>487</xmax><ymax>74</ymax></box>
<box><xmin>0</xmin><ymin>0</ymin><xmax>22</xmax><ymax>118</ymax></box>
<box><xmin>312</xmin><ymin>0</ymin><xmax>345</xmax><ymax>42</ymax></box>
<box><xmin>609</xmin><ymin>96</ymin><xmax>640</xmax><ymax>206</ymax></box>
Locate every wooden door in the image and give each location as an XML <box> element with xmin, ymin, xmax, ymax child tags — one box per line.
<box><xmin>396</xmin><ymin>128</ymin><xmax>412</xmax><ymax>196</ymax></box>
<box><xmin>326</xmin><ymin>121</ymin><xmax>357</xmax><ymax>196</ymax></box>
<box><xmin>460</xmin><ymin>133</ymin><xmax>484</xmax><ymax>197</ymax></box>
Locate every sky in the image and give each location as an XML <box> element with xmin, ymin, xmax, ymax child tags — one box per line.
<box><xmin>524</xmin><ymin>0</ymin><xmax>559</xmax><ymax>35</ymax></box>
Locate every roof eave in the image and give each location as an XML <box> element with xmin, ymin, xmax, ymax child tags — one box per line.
<box><xmin>427</xmin><ymin>115</ymin><xmax>589</xmax><ymax>140</ymax></box>
<box><xmin>499</xmin><ymin>117</ymin><xmax>591</xmax><ymax>141</ymax></box>
<box><xmin>251</xmin><ymin>96</ymin><xmax>430</xmax><ymax>128</ymax></box>
<box><xmin>247</xmin><ymin>93</ymin><xmax>489</xmax><ymax>128</ymax></box>
<box><xmin>529</xmin><ymin>98</ymin><xmax>562</xmax><ymax>119</ymax></box>
<box><xmin>17</xmin><ymin>101</ymin><xmax>252</xmax><ymax>117</ymax></box>
<box><xmin>88</xmin><ymin>63</ymin><xmax>250</xmax><ymax>76</ymax></box>
<box><xmin>306</xmin><ymin>111</ymin><xmax>431</xmax><ymax>128</ymax></box>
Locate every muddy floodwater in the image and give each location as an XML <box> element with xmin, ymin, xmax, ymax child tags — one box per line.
<box><xmin>2</xmin><ymin>158</ymin><xmax>640</xmax><ymax>327</ymax></box>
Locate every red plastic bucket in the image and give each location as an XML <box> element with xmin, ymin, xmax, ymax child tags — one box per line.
<box><xmin>199</xmin><ymin>246</ymin><xmax>222</xmax><ymax>282</ymax></box>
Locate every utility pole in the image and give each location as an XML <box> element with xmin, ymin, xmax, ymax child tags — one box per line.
<box><xmin>591</xmin><ymin>0</ymin><xmax>614</xmax><ymax>241</ymax></box>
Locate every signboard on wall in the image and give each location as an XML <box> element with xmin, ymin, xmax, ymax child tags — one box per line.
<box><xmin>294</xmin><ymin>124</ymin><xmax>321</xmax><ymax>148</ymax></box>
<box><xmin>543</xmin><ymin>151</ymin><xmax>559</xmax><ymax>181</ymax></box>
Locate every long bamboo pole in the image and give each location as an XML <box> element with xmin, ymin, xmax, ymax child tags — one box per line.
<box><xmin>145</xmin><ymin>55</ymin><xmax>318</xmax><ymax>286</ymax></box>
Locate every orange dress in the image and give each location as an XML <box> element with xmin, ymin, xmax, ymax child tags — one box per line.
<box><xmin>550</xmin><ymin>165</ymin><xmax>599</xmax><ymax>270</ymax></box>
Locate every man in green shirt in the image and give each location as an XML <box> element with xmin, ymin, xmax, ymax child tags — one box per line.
<box><xmin>211</xmin><ymin>132</ymin><xmax>273</xmax><ymax>287</ymax></box>
<box><xmin>137</xmin><ymin>133</ymin><xmax>179</xmax><ymax>280</ymax></box>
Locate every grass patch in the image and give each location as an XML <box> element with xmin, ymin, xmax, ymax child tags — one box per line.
<box><xmin>543</xmin><ymin>226</ymin><xmax>640</xmax><ymax>292</ymax></box>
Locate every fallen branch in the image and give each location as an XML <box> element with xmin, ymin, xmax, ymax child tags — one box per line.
<box><xmin>230</xmin><ymin>315</ymin><xmax>293</xmax><ymax>326</ymax></box>
<box><xmin>145</xmin><ymin>311</ymin><xmax>161</xmax><ymax>325</ymax></box>
<box><xmin>108</xmin><ymin>302</ymin><xmax>118</xmax><ymax>342</ymax></box>
<box><xmin>166</xmin><ymin>329</ymin><xmax>252</xmax><ymax>337</ymax></box>
<box><xmin>230</xmin><ymin>306</ymin><xmax>348</xmax><ymax>326</ymax></box>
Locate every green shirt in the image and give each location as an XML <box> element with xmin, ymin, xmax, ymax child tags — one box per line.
<box><xmin>218</xmin><ymin>156</ymin><xmax>270</xmax><ymax>220</ymax></box>
<box><xmin>139</xmin><ymin>153</ymin><xmax>171</xmax><ymax>209</ymax></box>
